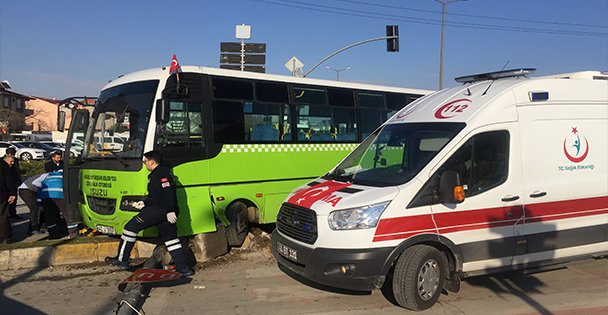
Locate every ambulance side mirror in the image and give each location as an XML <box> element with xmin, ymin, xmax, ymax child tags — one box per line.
<box><xmin>439</xmin><ymin>171</ymin><xmax>465</xmax><ymax>204</ymax></box>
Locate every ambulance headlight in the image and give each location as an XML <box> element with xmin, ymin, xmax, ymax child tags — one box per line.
<box><xmin>328</xmin><ymin>201</ymin><xmax>390</xmax><ymax>230</ymax></box>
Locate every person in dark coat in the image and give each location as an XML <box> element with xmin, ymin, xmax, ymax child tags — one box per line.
<box><xmin>0</xmin><ymin>155</ymin><xmax>17</xmax><ymax>244</ymax></box>
<box><xmin>4</xmin><ymin>147</ymin><xmax>23</xmax><ymax>220</ymax></box>
<box><xmin>105</xmin><ymin>150</ymin><xmax>193</xmax><ymax>276</ymax></box>
<box><xmin>44</xmin><ymin>151</ymin><xmax>64</xmax><ymax>173</ymax></box>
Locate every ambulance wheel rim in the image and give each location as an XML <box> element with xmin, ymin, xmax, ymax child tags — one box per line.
<box><xmin>417</xmin><ymin>259</ymin><xmax>440</xmax><ymax>301</ymax></box>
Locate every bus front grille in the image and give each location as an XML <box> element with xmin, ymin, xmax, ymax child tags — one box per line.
<box><xmin>87</xmin><ymin>196</ymin><xmax>116</xmax><ymax>215</ymax></box>
<box><xmin>276</xmin><ymin>203</ymin><xmax>317</xmax><ymax>244</ymax></box>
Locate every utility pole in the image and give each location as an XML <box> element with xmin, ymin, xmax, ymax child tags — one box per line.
<box><xmin>434</xmin><ymin>0</ymin><xmax>466</xmax><ymax>90</ymax></box>
<box><xmin>325</xmin><ymin>66</ymin><xmax>351</xmax><ymax>81</ymax></box>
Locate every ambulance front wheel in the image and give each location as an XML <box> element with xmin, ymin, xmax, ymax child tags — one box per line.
<box><xmin>392</xmin><ymin>245</ymin><xmax>446</xmax><ymax>311</ymax></box>
<box><xmin>226</xmin><ymin>201</ymin><xmax>250</xmax><ymax>247</ymax></box>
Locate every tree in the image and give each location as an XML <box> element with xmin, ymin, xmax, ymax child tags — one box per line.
<box><xmin>0</xmin><ymin>108</ymin><xmax>27</xmax><ymax>135</ymax></box>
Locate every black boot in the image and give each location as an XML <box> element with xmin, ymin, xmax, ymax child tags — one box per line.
<box><xmin>104</xmin><ymin>256</ymin><xmax>130</xmax><ymax>270</ymax></box>
<box><xmin>175</xmin><ymin>265</ymin><xmax>194</xmax><ymax>277</ymax></box>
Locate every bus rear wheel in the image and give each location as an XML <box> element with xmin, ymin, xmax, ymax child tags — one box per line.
<box><xmin>392</xmin><ymin>245</ymin><xmax>446</xmax><ymax>311</ymax></box>
<box><xmin>226</xmin><ymin>201</ymin><xmax>250</xmax><ymax>247</ymax></box>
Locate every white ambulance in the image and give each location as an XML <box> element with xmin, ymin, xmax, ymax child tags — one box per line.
<box><xmin>272</xmin><ymin>69</ymin><xmax>608</xmax><ymax>310</ymax></box>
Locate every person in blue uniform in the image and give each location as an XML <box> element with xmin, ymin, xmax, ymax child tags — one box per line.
<box><xmin>38</xmin><ymin>170</ymin><xmax>69</xmax><ymax>239</ymax></box>
<box><xmin>105</xmin><ymin>150</ymin><xmax>193</xmax><ymax>276</ymax></box>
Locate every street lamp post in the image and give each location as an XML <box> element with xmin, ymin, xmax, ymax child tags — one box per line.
<box><xmin>434</xmin><ymin>0</ymin><xmax>466</xmax><ymax>90</ymax></box>
<box><xmin>325</xmin><ymin>66</ymin><xmax>351</xmax><ymax>81</ymax></box>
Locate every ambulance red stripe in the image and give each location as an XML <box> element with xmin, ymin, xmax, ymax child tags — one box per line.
<box><xmin>373</xmin><ymin>196</ymin><xmax>608</xmax><ymax>242</ymax></box>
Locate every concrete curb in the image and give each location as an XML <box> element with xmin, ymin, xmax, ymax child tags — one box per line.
<box><xmin>0</xmin><ymin>240</ymin><xmax>156</xmax><ymax>270</ymax></box>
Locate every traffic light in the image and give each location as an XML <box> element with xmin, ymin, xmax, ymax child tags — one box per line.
<box><xmin>386</xmin><ymin>25</ymin><xmax>399</xmax><ymax>52</ymax></box>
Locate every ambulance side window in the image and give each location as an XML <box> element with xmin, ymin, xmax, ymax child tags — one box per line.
<box><xmin>408</xmin><ymin>130</ymin><xmax>509</xmax><ymax>207</ymax></box>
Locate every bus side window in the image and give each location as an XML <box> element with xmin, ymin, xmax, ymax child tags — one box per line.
<box><xmin>386</xmin><ymin>93</ymin><xmax>408</xmax><ymax>117</ymax></box>
<box><xmin>244</xmin><ymin>102</ymin><xmax>281</xmax><ymax>142</ymax></box>
<box><xmin>213</xmin><ymin>100</ymin><xmax>245</xmax><ymax>144</ymax></box>
<box><xmin>212</xmin><ymin>77</ymin><xmax>253</xmax><ymax>101</ymax></box>
<box><xmin>359</xmin><ymin>109</ymin><xmax>384</xmax><ymax>139</ymax></box>
<box><xmin>164</xmin><ymin>101</ymin><xmax>204</xmax><ymax>147</ymax></box>
<box><xmin>248</xmin><ymin>82</ymin><xmax>292</xmax><ymax>142</ymax></box>
<box><xmin>332</xmin><ymin>107</ymin><xmax>356</xmax><ymax>142</ymax></box>
<box><xmin>357</xmin><ymin>91</ymin><xmax>388</xmax><ymax>139</ymax></box>
<box><xmin>296</xmin><ymin>105</ymin><xmax>333</xmax><ymax>142</ymax></box>
<box><xmin>328</xmin><ymin>88</ymin><xmax>356</xmax><ymax>142</ymax></box>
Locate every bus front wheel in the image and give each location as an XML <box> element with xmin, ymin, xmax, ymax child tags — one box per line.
<box><xmin>226</xmin><ymin>201</ymin><xmax>250</xmax><ymax>247</ymax></box>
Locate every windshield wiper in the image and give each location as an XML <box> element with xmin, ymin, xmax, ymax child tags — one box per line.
<box><xmin>109</xmin><ymin>151</ymin><xmax>129</xmax><ymax>167</ymax></box>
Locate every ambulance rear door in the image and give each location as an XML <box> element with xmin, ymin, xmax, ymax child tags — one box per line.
<box><xmin>516</xmin><ymin>101</ymin><xmax>608</xmax><ymax>264</ymax></box>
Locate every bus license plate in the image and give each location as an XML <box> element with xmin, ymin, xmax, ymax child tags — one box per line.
<box><xmin>96</xmin><ymin>225</ymin><xmax>116</xmax><ymax>235</ymax></box>
<box><xmin>277</xmin><ymin>242</ymin><xmax>298</xmax><ymax>262</ymax></box>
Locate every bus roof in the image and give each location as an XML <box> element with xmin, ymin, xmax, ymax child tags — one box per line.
<box><xmin>102</xmin><ymin>65</ymin><xmax>433</xmax><ymax>95</ymax></box>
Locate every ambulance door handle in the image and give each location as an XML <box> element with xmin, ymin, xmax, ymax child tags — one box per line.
<box><xmin>501</xmin><ymin>195</ymin><xmax>520</xmax><ymax>202</ymax></box>
<box><xmin>529</xmin><ymin>191</ymin><xmax>547</xmax><ymax>198</ymax></box>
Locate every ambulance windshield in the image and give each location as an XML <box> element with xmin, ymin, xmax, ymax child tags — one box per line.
<box><xmin>325</xmin><ymin>122</ymin><xmax>465</xmax><ymax>187</ymax></box>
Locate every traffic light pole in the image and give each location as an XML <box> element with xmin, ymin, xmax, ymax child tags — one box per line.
<box><xmin>302</xmin><ymin>35</ymin><xmax>398</xmax><ymax>78</ymax></box>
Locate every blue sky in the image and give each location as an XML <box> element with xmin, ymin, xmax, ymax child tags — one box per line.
<box><xmin>1</xmin><ymin>0</ymin><xmax>606</xmax><ymax>99</ymax></box>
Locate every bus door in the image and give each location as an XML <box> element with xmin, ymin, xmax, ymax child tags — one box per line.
<box><xmin>59</xmin><ymin>97</ymin><xmax>96</xmax><ymax>223</ymax></box>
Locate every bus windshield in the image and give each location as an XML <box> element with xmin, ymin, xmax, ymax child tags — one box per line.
<box><xmin>324</xmin><ymin>122</ymin><xmax>465</xmax><ymax>187</ymax></box>
<box><xmin>83</xmin><ymin>80</ymin><xmax>159</xmax><ymax>160</ymax></box>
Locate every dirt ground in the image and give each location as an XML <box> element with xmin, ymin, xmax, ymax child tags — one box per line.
<box><xmin>2</xmin><ymin>228</ymin><xmax>607</xmax><ymax>315</ymax></box>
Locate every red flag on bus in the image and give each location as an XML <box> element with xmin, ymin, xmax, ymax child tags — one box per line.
<box><xmin>169</xmin><ymin>54</ymin><xmax>180</xmax><ymax>74</ymax></box>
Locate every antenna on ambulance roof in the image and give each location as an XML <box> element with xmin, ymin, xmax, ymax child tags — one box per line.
<box><xmin>481</xmin><ymin>61</ymin><xmax>511</xmax><ymax>95</ymax></box>
<box><xmin>454</xmin><ymin>68</ymin><xmax>536</xmax><ymax>84</ymax></box>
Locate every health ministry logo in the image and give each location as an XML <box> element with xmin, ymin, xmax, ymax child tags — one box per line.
<box><xmin>563</xmin><ymin>127</ymin><xmax>589</xmax><ymax>163</ymax></box>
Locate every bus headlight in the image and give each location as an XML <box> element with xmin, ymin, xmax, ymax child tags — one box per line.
<box><xmin>120</xmin><ymin>196</ymin><xmax>147</xmax><ymax>211</ymax></box>
<box><xmin>328</xmin><ymin>201</ymin><xmax>390</xmax><ymax>230</ymax></box>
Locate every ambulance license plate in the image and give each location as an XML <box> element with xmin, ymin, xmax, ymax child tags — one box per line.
<box><xmin>277</xmin><ymin>242</ymin><xmax>298</xmax><ymax>262</ymax></box>
<box><xmin>96</xmin><ymin>225</ymin><xmax>116</xmax><ymax>235</ymax></box>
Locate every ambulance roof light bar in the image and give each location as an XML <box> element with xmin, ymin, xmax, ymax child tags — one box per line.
<box><xmin>455</xmin><ymin>68</ymin><xmax>536</xmax><ymax>84</ymax></box>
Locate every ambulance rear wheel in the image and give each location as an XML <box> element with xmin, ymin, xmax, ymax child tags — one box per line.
<box><xmin>226</xmin><ymin>201</ymin><xmax>249</xmax><ymax>247</ymax></box>
<box><xmin>392</xmin><ymin>245</ymin><xmax>445</xmax><ymax>311</ymax></box>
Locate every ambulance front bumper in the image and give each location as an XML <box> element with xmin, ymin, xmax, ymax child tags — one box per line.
<box><xmin>272</xmin><ymin>230</ymin><xmax>394</xmax><ymax>292</ymax></box>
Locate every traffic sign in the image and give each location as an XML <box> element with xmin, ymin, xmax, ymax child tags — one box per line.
<box><xmin>220</xmin><ymin>42</ymin><xmax>266</xmax><ymax>54</ymax></box>
<box><xmin>236</xmin><ymin>24</ymin><xmax>251</xmax><ymax>40</ymax></box>
<box><xmin>220</xmin><ymin>54</ymin><xmax>266</xmax><ymax>65</ymax></box>
<box><xmin>220</xmin><ymin>64</ymin><xmax>266</xmax><ymax>73</ymax></box>
<box><xmin>284</xmin><ymin>56</ymin><xmax>304</xmax><ymax>73</ymax></box>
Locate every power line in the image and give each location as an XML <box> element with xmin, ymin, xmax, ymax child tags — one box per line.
<box><xmin>251</xmin><ymin>0</ymin><xmax>608</xmax><ymax>37</ymax></box>
<box><xmin>335</xmin><ymin>0</ymin><xmax>608</xmax><ymax>29</ymax></box>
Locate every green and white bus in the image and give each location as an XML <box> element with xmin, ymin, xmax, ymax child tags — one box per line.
<box><xmin>63</xmin><ymin>66</ymin><xmax>430</xmax><ymax>245</ymax></box>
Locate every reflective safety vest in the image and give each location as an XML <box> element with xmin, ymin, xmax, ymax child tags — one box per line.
<box><xmin>37</xmin><ymin>171</ymin><xmax>63</xmax><ymax>199</ymax></box>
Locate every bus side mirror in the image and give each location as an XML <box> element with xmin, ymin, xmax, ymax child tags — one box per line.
<box><xmin>57</xmin><ymin>111</ymin><xmax>66</xmax><ymax>131</ymax></box>
<box><xmin>439</xmin><ymin>170</ymin><xmax>465</xmax><ymax>204</ymax></box>
<box><xmin>156</xmin><ymin>99</ymin><xmax>170</xmax><ymax>124</ymax></box>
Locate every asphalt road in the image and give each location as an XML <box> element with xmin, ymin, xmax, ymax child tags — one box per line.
<box><xmin>1</xmin><ymin>246</ymin><xmax>607</xmax><ymax>315</ymax></box>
